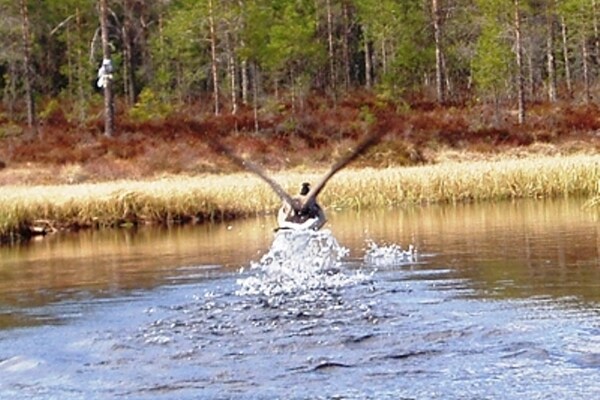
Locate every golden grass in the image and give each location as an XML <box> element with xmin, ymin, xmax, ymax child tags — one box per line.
<box><xmin>584</xmin><ymin>192</ymin><xmax>600</xmax><ymax>210</ymax></box>
<box><xmin>319</xmin><ymin>154</ymin><xmax>600</xmax><ymax>209</ymax></box>
<box><xmin>1</xmin><ymin>154</ymin><xmax>599</xmax><ymax>243</ymax></box>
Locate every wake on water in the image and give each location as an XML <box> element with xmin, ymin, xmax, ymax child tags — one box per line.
<box><xmin>236</xmin><ymin>229</ymin><xmax>417</xmax><ymax>305</ymax></box>
<box><xmin>363</xmin><ymin>240</ymin><xmax>416</xmax><ymax>267</ymax></box>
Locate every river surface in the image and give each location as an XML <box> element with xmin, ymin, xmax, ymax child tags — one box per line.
<box><xmin>1</xmin><ymin>199</ymin><xmax>600</xmax><ymax>399</ymax></box>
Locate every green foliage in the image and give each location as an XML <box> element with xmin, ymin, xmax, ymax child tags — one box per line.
<box><xmin>388</xmin><ymin>38</ymin><xmax>433</xmax><ymax>89</ymax></box>
<box><xmin>129</xmin><ymin>88</ymin><xmax>173</xmax><ymax>122</ymax></box>
<box><xmin>558</xmin><ymin>0</ymin><xmax>594</xmax><ymax>27</ymax></box>
<box><xmin>245</xmin><ymin>0</ymin><xmax>323</xmax><ymax>80</ymax></box>
<box><xmin>471</xmin><ymin>0</ymin><xmax>515</xmax><ymax>101</ymax></box>
<box><xmin>356</xmin><ymin>0</ymin><xmax>431</xmax><ymax>91</ymax></box>
<box><xmin>2</xmin><ymin>0</ymin><xmax>600</xmax><ymax>123</ymax></box>
<box><xmin>471</xmin><ymin>24</ymin><xmax>513</xmax><ymax>99</ymax></box>
<box><xmin>0</xmin><ymin>122</ymin><xmax>23</xmax><ymax>138</ymax></box>
<box><xmin>149</xmin><ymin>1</ymin><xmax>211</xmax><ymax>102</ymax></box>
<box><xmin>39</xmin><ymin>99</ymin><xmax>62</xmax><ymax>121</ymax></box>
<box><xmin>358</xmin><ymin>105</ymin><xmax>376</xmax><ymax>126</ymax></box>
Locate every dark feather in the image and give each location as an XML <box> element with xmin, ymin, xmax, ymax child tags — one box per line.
<box><xmin>206</xmin><ymin>137</ymin><xmax>294</xmax><ymax>206</ymax></box>
<box><xmin>208</xmin><ymin>128</ymin><xmax>386</xmax><ymax>214</ymax></box>
<box><xmin>300</xmin><ymin>128</ymin><xmax>386</xmax><ymax>211</ymax></box>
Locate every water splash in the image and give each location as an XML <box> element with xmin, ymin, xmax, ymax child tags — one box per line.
<box><xmin>363</xmin><ymin>240</ymin><xmax>417</xmax><ymax>267</ymax></box>
<box><xmin>236</xmin><ymin>229</ymin><xmax>370</xmax><ymax>305</ymax></box>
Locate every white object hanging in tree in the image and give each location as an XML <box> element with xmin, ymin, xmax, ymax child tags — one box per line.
<box><xmin>97</xmin><ymin>59</ymin><xmax>113</xmax><ymax>88</ymax></box>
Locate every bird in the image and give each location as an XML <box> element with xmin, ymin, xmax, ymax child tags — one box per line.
<box><xmin>208</xmin><ymin>129</ymin><xmax>385</xmax><ymax>231</ymax></box>
<box><xmin>277</xmin><ymin>182</ymin><xmax>326</xmax><ymax>231</ymax></box>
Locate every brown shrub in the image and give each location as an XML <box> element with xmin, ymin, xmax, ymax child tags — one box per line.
<box><xmin>560</xmin><ymin>104</ymin><xmax>600</xmax><ymax>131</ymax></box>
<box><xmin>3</xmin><ymin>93</ymin><xmax>600</xmax><ymax>183</ymax></box>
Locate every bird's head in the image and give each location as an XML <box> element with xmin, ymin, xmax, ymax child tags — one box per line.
<box><xmin>300</xmin><ymin>182</ymin><xmax>310</xmax><ymax>196</ymax></box>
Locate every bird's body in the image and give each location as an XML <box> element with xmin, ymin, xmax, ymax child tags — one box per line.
<box><xmin>277</xmin><ymin>183</ymin><xmax>326</xmax><ymax>231</ymax></box>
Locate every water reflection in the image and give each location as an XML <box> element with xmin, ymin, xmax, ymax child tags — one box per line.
<box><xmin>330</xmin><ymin>198</ymin><xmax>600</xmax><ymax>302</ymax></box>
<box><xmin>1</xmin><ymin>198</ymin><xmax>599</xmax><ymax>327</ymax></box>
<box><xmin>0</xmin><ymin>218</ymin><xmax>273</xmax><ymax>325</ymax></box>
<box><xmin>2</xmin><ymin>199</ymin><xmax>600</xmax><ymax>399</ymax></box>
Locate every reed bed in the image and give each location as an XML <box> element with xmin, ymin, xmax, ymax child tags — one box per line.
<box><xmin>321</xmin><ymin>154</ymin><xmax>600</xmax><ymax>209</ymax></box>
<box><xmin>1</xmin><ymin>154</ymin><xmax>599</xmax><ymax>243</ymax></box>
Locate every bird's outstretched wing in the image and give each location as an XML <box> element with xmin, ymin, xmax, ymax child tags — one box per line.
<box><xmin>301</xmin><ymin>128</ymin><xmax>386</xmax><ymax>210</ymax></box>
<box><xmin>207</xmin><ymin>122</ymin><xmax>387</xmax><ymax>213</ymax></box>
<box><xmin>206</xmin><ymin>137</ymin><xmax>295</xmax><ymax>206</ymax></box>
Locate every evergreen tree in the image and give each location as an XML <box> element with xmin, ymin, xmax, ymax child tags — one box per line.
<box><xmin>558</xmin><ymin>0</ymin><xmax>597</xmax><ymax>101</ymax></box>
<box><xmin>1</xmin><ymin>0</ymin><xmax>599</xmax><ymax>127</ymax></box>
<box><xmin>471</xmin><ymin>0</ymin><xmax>516</xmax><ymax>112</ymax></box>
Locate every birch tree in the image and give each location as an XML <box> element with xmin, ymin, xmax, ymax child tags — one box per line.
<box><xmin>546</xmin><ymin>0</ymin><xmax>557</xmax><ymax>102</ymax></box>
<box><xmin>514</xmin><ymin>0</ymin><xmax>526</xmax><ymax>123</ymax></box>
<box><xmin>355</xmin><ymin>0</ymin><xmax>429</xmax><ymax>93</ymax></box>
<box><xmin>98</xmin><ymin>0</ymin><xmax>115</xmax><ymax>136</ymax></box>
<box><xmin>432</xmin><ymin>0</ymin><xmax>445</xmax><ymax>103</ymax></box>
<box><xmin>46</xmin><ymin>0</ymin><xmax>97</xmax><ymax>122</ymax></box>
<box><xmin>149</xmin><ymin>1</ymin><xmax>210</xmax><ymax>105</ymax></box>
<box><xmin>472</xmin><ymin>0</ymin><xmax>514</xmax><ymax>121</ymax></box>
<box><xmin>559</xmin><ymin>0</ymin><xmax>596</xmax><ymax>102</ymax></box>
<box><xmin>207</xmin><ymin>0</ymin><xmax>219</xmax><ymax>115</ymax></box>
<box><xmin>20</xmin><ymin>0</ymin><xmax>36</xmax><ymax>131</ymax></box>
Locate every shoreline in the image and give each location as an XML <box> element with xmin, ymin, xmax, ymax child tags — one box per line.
<box><xmin>1</xmin><ymin>153</ymin><xmax>599</xmax><ymax>244</ymax></box>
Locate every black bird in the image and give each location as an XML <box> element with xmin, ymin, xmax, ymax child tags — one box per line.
<box><xmin>208</xmin><ymin>130</ymin><xmax>384</xmax><ymax>231</ymax></box>
<box><xmin>277</xmin><ymin>182</ymin><xmax>326</xmax><ymax>230</ymax></box>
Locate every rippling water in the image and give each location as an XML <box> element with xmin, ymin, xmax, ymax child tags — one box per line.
<box><xmin>1</xmin><ymin>199</ymin><xmax>600</xmax><ymax>399</ymax></box>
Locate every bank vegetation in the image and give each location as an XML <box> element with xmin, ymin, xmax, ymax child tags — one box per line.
<box><xmin>2</xmin><ymin>154</ymin><xmax>599</xmax><ymax>244</ymax></box>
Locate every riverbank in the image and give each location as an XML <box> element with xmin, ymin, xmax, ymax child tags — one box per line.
<box><xmin>1</xmin><ymin>153</ymin><xmax>599</xmax><ymax>244</ymax></box>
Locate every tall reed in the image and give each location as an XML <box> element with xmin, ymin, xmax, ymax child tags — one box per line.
<box><xmin>321</xmin><ymin>154</ymin><xmax>600</xmax><ymax>209</ymax></box>
<box><xmin>1</xmin><ymin>154</ymin><xmax>599</xmax><ymax>242</ymax></box>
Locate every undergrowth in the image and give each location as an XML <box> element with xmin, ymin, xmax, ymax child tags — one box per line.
<box><xmin>1</xmin><ymin>94</ymin><xmax>599</xmax><ymax>185</ymax></box>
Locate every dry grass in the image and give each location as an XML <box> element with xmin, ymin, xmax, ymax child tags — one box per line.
<box><xmin>1</xmin><ymin>154</ymin><xmax>599</xmax><ymax>243</ymax></box>
<box><xmin>585</xmin><ymin>196</ymin><xmax>600</xmax><ymax>209</ymax></box>
<box><xmin>320</xmin><ymin>154</ymin><xmax>600</xmax><ymax>208</ymax></box>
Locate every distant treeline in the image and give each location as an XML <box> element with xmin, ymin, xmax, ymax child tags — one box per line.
<box><xmin>1</xmin><ymin>0</ymin><xmax>599</xmax><ymax>129</ymax></box>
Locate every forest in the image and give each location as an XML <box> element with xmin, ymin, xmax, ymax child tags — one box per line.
<box><xmin>2</xmin><ymin>0</ymin><xmax>600</xmax><ymax>241</ymax></box>
<box><xmin>1</xmin><ymin>0</ymin><xmax>600</xmax><ymax>182</ymax></box>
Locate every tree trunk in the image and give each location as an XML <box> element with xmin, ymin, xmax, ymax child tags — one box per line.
<box><xmin>4</xmin><ymin>62</ymin><xmax>18</xmax><ymax>118</ymax></box>
<box><xmin>241</xmin><ymin>58</ymin><xmax>249</xmax><ymax>106</ymax></box>
<box><xmin>99</xmin><ymin>0</ymin><xmax>115</xmax><ymax>137</ymax></box>
<box><xmin>364</xmin><ymin>28</ymin><xmax>372</xmax><ymax>89</ymax></box>
<box><xmin>226</xmin><ymin>32</ymin><xmax>237</xmax><ymax>114</ymax></box>
<box><xmin>252</xmin><ymin>63</ymin><xmax>259</xmax><ymax>133</ymax></box>
<box><xmin>238</xmin><ymin>1</ymin><xmax>249</xmax><ymax>106</ymax></box>
<box><xmin>342</xmin><ymin>1</ymin><xmax>351</xmax><ymax>89</ymax></box>
<box><xmin>561</xmin><ymin>16</ymin><xmax>572</xmax><ymax>96</ymax></box>
<box><xmin>75</xmin><ymin>7</ymin><xmax>87</xmax><ymax>122</ymax></box>
<box><xmin>208</xmin><ymin>0</ymin><xmax>219</xmax><ymax>115</ymax></box>
<box><xmin>290</xmin><ymin>67</ymin><xmax>296</xmax><ymax>112</ymax></box>
<box><xmin>326</xmin><ymin>0</ymin><xmax>335</xmax><ymax>90</ymax></box>
<box><xmin>381</xmin><ymin>39</ymin><xmax>387</xmax><ymax>76</ymax></box>
<box><xmin>66</xmin><ymin>24</ymin><xmax>74</xmax><ymax>99</ymax></box>
<box><xmin>593</xmin><ymin>0</ymin><xmax>600</xmax><ymax>62</ymax></box>
<box><xmin>432</xmin><ymin>0</ymin><xmax>445</xmax><ymax>104</ymax></box>
<box><xmin>514</xmin><ymin>0</ymin><xmax>525</xmax><ymax>124</ymax></box>
<box><xmin>527</xmin><ymin>50</ymin><xmax>534</xmax><ymax>101</ymax></box>
<box><xmin>122</xmin><ymin>0</ymin><xmax>135</xmax><ymax>106</ymax></box>
<box><xmin>546</xmin><ymin>3</ymin><xmax>557</xmax><ymax>102</ymax></box>
<box><xmin>19</xmin><ymin>0</ymin><xmax>36</xmax><ymax>132</ymax></box>
<box><xmin>582</xmin><ymin>35</ymin><xmax>591</xmax><ymax>102</ymax></box>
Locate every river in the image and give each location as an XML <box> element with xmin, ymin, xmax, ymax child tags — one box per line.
<box><xmin>1</xmin><ymin>198</ymin><xmax>599</xmax><ymax>399</ymax></box>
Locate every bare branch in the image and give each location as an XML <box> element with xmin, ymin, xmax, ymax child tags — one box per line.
<box><xmin>50</xmin><ymin>14</ymin><xmax>75</xmax><ymax>36</ymax></box>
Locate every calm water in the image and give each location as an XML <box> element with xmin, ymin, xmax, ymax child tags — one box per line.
<box><xmin>1</xmin><ymin>199</ymin><xmax>600</xmax><ymax>399</ymax></box>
